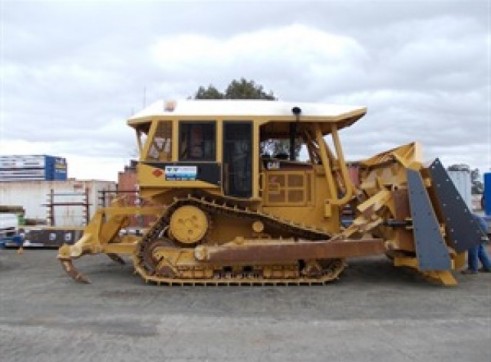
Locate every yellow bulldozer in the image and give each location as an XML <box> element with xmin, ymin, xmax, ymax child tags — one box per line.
<box><xmin>58</xmin><ymin>99</ymin><xmax>484</xmax><ymax>286</ymax></box>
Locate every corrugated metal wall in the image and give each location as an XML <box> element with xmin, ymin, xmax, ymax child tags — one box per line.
<box><xmin>448</xmin><ymin>170</ymin><xmax>472</xmax><ymax>210</ymax></box>
<box><xmin>0</xmin><ymin>180</ymin><xmax>116</xmax><ymax>226</ymax></box>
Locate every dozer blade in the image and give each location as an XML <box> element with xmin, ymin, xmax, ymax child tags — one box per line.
<box><xmin>427</xmin><ymin>158</ymin><xmax>483</xmax><ymax>252</ymax></box>
<box><xmin>406</xmin><ymin>168</ymin><xmax>452</xmax><ymax>271</ymax></box>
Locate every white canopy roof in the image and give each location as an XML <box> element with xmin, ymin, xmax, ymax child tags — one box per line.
<box><xmin>128</xmin><ymin>99</ymin><xmax>366</xmax><ymax>121</ymax></box>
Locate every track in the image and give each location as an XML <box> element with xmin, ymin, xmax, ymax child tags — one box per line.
<box><xmin>133</xmin><ymin>194</ymin><xmax>345</xmax><ymax>285</ymax></box>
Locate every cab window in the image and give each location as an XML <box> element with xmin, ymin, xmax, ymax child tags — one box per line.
<box><xmin>146</xmin><ymin>121</ymin><xmax>172</xmax><ymax>161</ymax></box>
<box><xmin>179</xmin><ymin>122</ymin><xmax>216</xmax><ymax>161</ymax></box>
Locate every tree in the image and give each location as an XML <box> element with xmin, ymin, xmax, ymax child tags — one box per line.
<box><xmin>471</xmin><ymin>168</ymin><xmax>484</xmax><ymax>194</ymax></box>
<box><xmin>224</xmin><ymin>79</ymin><xmax>276</xmax><ymax>100</ymax></box>
<box><xmin>193</xmin><ymin>85</ymin><xmax>224</xmax><ymax>99</ymax></box>
<box><xmin>193</xmin><ymin>78</ymin><xmax>276</xmax><ymax>100</ymax></box>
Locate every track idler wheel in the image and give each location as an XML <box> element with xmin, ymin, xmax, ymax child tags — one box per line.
<box><xmin>169</xmin><ymin>205</ymin><xmax>209</xmax><ymax>245</ymax></box>
<box><xmin>140</xmin><ymin>240</ymin><xmax>170</xmax><ymax>275</ymax></box>
<box><xmin>301</xmin><ymin>260</ymin><xmax>323</xmax><ymax>277</ymax></box>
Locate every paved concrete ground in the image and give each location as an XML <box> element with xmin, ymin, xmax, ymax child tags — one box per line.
<box><xmin>0</xmin><ymin>249</ymin><xmax>490</xmax><ymax>362</ymax></box>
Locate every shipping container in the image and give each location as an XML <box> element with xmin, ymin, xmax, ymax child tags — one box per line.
<box><xmin>484</xmin><ymin>172</ymin><xmax>491</xmax><ymax>216</ymax></box>
<box><xmin>0</xmin><ymin>180</ymin><xmax>116</xmax><ymax>227</ymax></box>
<box><xmin>0</xmin><ymin>155</ymin><xmax>67</xmax><ymax>181</ymax></box>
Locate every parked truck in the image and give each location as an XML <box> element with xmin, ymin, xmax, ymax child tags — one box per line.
<box><xmin>0</xmin><ymin>213</ymin><xmax>23</xmax><ymax>248</ymax></box>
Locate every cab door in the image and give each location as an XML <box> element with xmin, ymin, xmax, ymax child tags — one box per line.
<box><xmin>223</xmin><ymin>122</ymin><xmax>252</xmax><ymax>198</ymax></box>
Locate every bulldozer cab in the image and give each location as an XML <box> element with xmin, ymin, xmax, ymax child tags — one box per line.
<box><xmin>128</xmin><ymin>99</ymin><xmax>366</xmax><ymax>205</ymax></box>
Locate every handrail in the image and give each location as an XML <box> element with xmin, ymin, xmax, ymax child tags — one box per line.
<box><xmin>314</xmin><ymin>123</ymin><xmax>353</xmax><ymax>206</ymax></box>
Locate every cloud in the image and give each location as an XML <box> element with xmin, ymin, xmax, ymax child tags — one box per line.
<box><xmin>149</xmin><ymin>24</ymin><xmax>368</xmax><ymax>98</ymax></box>
<box><xmin>1</xmin><ymin>1</ymin><xmax>489</xmax><ymax>181</ymax></box>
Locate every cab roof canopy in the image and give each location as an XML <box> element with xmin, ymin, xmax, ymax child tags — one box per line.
<box><xmin>128</xmin><ymin>100</ymin><xmax>367</xmax><ymax>135</ymax></box>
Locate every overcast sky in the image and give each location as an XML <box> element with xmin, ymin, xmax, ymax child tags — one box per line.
<box><xmin>1</xmin><ymin>0</ymin><xmax>490</xmax><ymax>181</ymax></box>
